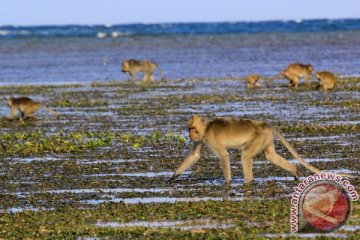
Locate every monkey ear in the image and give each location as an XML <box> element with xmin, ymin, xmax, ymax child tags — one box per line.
<box><xmin>188</xmin><ymin>114</ymin><xmax>201</xmax><ymax>128</ymax></box>
<box><xmin>193</xmin><ymin>114</ymin><xmax>203</xmax><ymax>124</ymax></box>
<box><xmin>192</xmin><ymin>114</ymin><xmax>202</xmax><ymax>120</ymax></box>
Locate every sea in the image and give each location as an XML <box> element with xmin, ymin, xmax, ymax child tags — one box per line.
<box><xmin>1</xmin><ymin>19</ymin><xmax>360</xmax><ymax>85</ymax></box>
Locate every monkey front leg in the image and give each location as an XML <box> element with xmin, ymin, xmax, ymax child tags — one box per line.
<box><xmin>168</xmin><ymin>142</ymin><xmax>203</xmax><ymax>182</ymax></box>
<box><xmin>304</xmin><ymin>75</ymin><xmax>312</xmax><ymax>86</ymax></box>
<box><xmin>217</xmin><ymin>149</ymin><xmax>232</xmax><ymax>191</ymax></box>
<box><xmin>129</xmin><ymin>72</ymin><xmax>136</xmax><ymax>81</ymax></box>
<box><xmin>8</xmin><ymin>107</ymin><xmax>18</xmax><ymax>121</ymax></box>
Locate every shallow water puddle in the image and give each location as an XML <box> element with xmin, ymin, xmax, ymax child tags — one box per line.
<box><xmin>290</xmin><ymin>135</ymin><xmax>342</xmax><ymax>141</ymax></box>
<box><xmin>78</xmin><ymin>158</ymin><xmax>147</xmax><ymax>165</ymax></box>
<box><xmin>9</xmin><ymin>156</ymin><xmax>62</xmax><ymax>163</ymax></box>
<box><xmin>8</xmin><ymin>187</ymin><xmax>172</xmax><ymax>197</ymax></box>
<box><xmin>332</xmin><ymin>168</ymin><xmax>359</xmax><ymax>174</ymax></box>
<box><xmin>83</xmin><ymin>196</ymin><xmax>245</xmax><ymax>205</ymax></box>
<box><xmin>1</xmin><ymin>206</ymin><xmax>53</xmax><ymax>213</ymax></box>
<box><xmin>340</xmin><ymin>225</ymin><xmax>360</xmax><ymax>231</ymax></box>
<box><xmin>185</xmin><ymin>176</ymin><xmax>299</xmax><ymax>187</ymax></box>
<box><xmin>119</xmin><ymin>171</ymin><xmax>175</xmax><ymax>177</ymax></box>
<box><xmin>96</xmin><ymin>218</ymin><xmax>235</xmax><ymax>230</ymax></box>
<box><xmin>85</xmin><ymin>171</ymin><xmax>192</xmax><ymax>178</ymax></box>
<box><xmin>253</xmin><ymin>158</ymin><xmax>342</xmax><ymax>165</ymax></box>
<box><xmin>45</xmin><ymin>187</ymin><xmax>169</xmax><ymax>194</ymax></box>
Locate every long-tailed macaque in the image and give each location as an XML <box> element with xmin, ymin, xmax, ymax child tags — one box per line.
<box><xmin>316</xmin><ymin>71</ymin><xmax>337</xmax><ymax>90</ymax></box>
<box><xmin>121</xmin><ymin>59</ymin><xmax>164</xmax><ymax>82</ymax></box>
<box><xmin>246</xmin><ymin>74</ymin><xmax>261</xmax><ymax>89</ymax></box>
<box><xmin>281</xmin><ymin>63</ymin><xmax>313</xmax><ymax>88</ymax></box>
<box><xmin>168</xmin><ymin>115</ymin><xmax>355</xmax><ymax>190</ymax></box>
<box><xmin>7</xmin><ymin>97</ymin><xmax>59</xmax><ymax>121</ymax></box>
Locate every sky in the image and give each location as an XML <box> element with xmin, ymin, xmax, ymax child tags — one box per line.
<box><xmin>1</xmin><ymin>0</ymin><xmax>359</xmax><ymax>26</ymax></box>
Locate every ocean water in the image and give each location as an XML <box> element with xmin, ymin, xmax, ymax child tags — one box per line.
<box><xmin>0</xmin><ymin>19</ymin><xmax>360</xmax><ymax>85</ymax></box>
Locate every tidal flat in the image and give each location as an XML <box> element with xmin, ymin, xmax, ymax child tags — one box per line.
<box><xmin>0</xmin><ymin>77</ymin><xmax>359</xmax><ymax>239</ymax></box>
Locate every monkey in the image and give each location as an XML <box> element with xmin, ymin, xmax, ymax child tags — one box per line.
<box><xmin>121</xmin><ymin>59</ymin><xmax>164</xmax><ymax>82</ymax></box>
<box><xmin>168</xmin><ymin>115</ymin><xmax>355</xmax><ymax>190</ymax></box>
<box><xmin>315</xmin><ymin>71</ymin><xmax>336</xmax><ymax>90</ymax></box>
<box><xmin>7</xmin><ymin>97</ymin><xmax>59</xmax><ymax>121</ymax></box>
<box><xmin>274</xmin><ymin>63</ymin><xmax>313</xmax><ymax>88</ymax></box>
<box><xmin>246</xmin><ymin>74</ymin><xmax>261</xmax><ymax>89</ymax></box>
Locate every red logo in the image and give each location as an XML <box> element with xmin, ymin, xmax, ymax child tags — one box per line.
<box><xmin>300</xmin><ymin>181</ymin><xmax>351</xmax><ymax>232</ymax></box>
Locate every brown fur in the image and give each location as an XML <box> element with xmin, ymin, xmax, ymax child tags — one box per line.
<box><xmin>282</xmin><ymin>63</ymin><xmax>313</xmax><ymax>88</ymax></box>
<box><xmin>168</xmin><ymin>115</ymin><xmax>355</xmax><ymax>190</ymax></box>
<box><xmin>316</xmin><ymin>71</ymin><xmax>336</xmax><ymax>90</ymax></box>
<box><xmin>246</xmin><ymin>74</ymin><xmax>261</xmax><ymax>89</ymax></box>
<box><xmin>7</xmin><ymin>97</ymin><xmax>59</xmax><ymax>121</ymax></box>
<box><xmin>121</xmin><ymin>59</ymin><xmax>163</xmax><ymax>82</ymax></box>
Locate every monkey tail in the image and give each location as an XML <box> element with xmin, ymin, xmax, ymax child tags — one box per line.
<box><xmin>267</xmin><ymin>72</ymin><xmax>283</xmax><ymax>81</ymax></box>
<box><xmin>271</xmin><ymin>128</ymin><xmax>356</xmax><ymax>179</ymax></box>
<box><xmin>271</xmin><ymin>128</ymin><xmax>321</xmax><ymax>174</ymax></box>
<box><xmin>42</xmin><ymin>106</ymin><xmax>60</xmax><ymax>116</ymax></box>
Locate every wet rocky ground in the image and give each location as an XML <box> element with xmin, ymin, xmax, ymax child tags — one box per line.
<box><xmin>0</xmin><ymin>77</ymin><xmax>359</xmax><ymax>239</ymax></box>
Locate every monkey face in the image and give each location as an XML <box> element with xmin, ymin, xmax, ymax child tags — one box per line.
<box><xmin>189</xmin><ymin>127</ymin><xmax>200</xmax><ymax>141</ymax></box>
<box><xmin>187</xmin><ymin>115</ymin><xmax>205</xmax><ymax>141</ymax></box>
<box><xmin>7</xmin><ymin>98</ymin><xmax>13</xmax><ymax>108</ymax></box>
<box><xmin>121</xmin><ymin>61</ymin><xmax>129</xmax><ymax>72</ymax></box>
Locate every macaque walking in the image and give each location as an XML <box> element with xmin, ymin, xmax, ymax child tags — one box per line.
<box><xmin>121</xmin><ymin>59</ymin><xmax>164</xmax><ymax>82</ymax></box>
<box><xmin>7</xmin><ymin>97</ymin><xmax>59</xmax><ymax>121</ymax></box>
<box><xmin>168</xmin><ymin>115</ymin><xmax>354</xmax><ymax>190</ymax></box>
<box><xmin>246</xmin><ymin>74</ymin><xmax>261</xmax><ymax>89</ymax></box>
<box><xmin>280</xmin><ymin>63</ymin><xmax>313</xmax><ymax>88</ymax></box>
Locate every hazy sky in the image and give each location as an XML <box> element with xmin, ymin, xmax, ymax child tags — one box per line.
<box><xmin>1</xmin><ymin>0</ymin><xmax>359</xmax><ymax>26</ymax></box>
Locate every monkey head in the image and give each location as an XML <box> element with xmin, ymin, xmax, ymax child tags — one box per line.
<box><xmin>121</xmin><ymin>60</ymin><xmax>130</xmax><ymax>72</ymax></box>
<box><xmin>187</xmin><ymin>114</ymin><xmax>205</xmax><ymax>142</ymax></box>
<box><xmin>307</xmin><ymin>64</ymin><xmax>313</xmax><ymax>73</ymax></box>
<box><xmin>7</xmin><ymin>97</ymin><xmax>14</xmax><ymax>108</ymax></box>
<box><xmin>253</xmin><ymin>74</ymin><xmax>260</xmax><ymax>81</ymax></box>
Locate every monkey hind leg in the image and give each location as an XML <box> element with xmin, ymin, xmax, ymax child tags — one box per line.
<box><xmin>20</xmin><ymin>112</ymin><xmax>26</xmax><ymax>121</ymax></box>
<box><xmin>241</xmin><ymin>137</ymin><xmax>267</xmax><ymax>183</ymax></box>
<box><xmin>149</xmin><ymin>74</ymin><xmax>155</xmax><ymax>82</ymax></box>
<box><xmin>24</xmin><ymin>108</ymin><xmax>38</xmax><ymax>120</ymax></box>
<box><xmin>143</xmin><ymin>72</ymin><xmax>155</xmax><ymax>82</ymax></box>
<box><xmin>264</xmin><ymin>144</ymin><xmax>298</xmax><ymax>178</ymax></box>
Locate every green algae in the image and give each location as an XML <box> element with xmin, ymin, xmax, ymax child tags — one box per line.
<box><xmin>0</xmin><ymin>77</ymin><xmax>359</xmax><ymax>239</ymax></box>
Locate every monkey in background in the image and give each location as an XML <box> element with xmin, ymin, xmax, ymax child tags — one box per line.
<box><xmin>273</xmin><ymin>63</ymin><xmax>313</xmax><ymax>88</ymax></box>
<box><xmin>168</xmin><ymin>115</ymin><xmax>355</xmax><ymax>190</ymax></box>
<box><xmin>246</xmin><ymin>74</ymin><xmax>261</xmax><ymax>89</ymax></box>
<box><xmin>316</xmin><ymin>71</ymin><xmax>337</xmax><ymax>90</ymax></box>
<box><xmin>7</xmin><ymin>97</ymin><xmax>59</xmax><ymax>121</ymax></box>
<box><xmin>121</xmin><ymin>59</ymin><xmax>164</xmax><ymax>82</ymax></box>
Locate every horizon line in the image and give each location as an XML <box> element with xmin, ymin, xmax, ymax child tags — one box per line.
<box><xmin>1</xmin><ymin>17</ymin><xmax>359</xmax><ymax>28</ymax></box>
